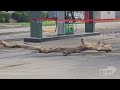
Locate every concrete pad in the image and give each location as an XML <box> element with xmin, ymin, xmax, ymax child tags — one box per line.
<box><xmin>24</xmin><ymin>32</ymin><xmax>100</xmax><ymax>43</ymax></box>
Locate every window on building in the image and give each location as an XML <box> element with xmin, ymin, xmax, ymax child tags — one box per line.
<box><xmin>80</xmin><ymin>11</ymin><xmax>82</xmax><ymax>14</ymax></box>
<box><xmin>107</xmin><ymin>12</ymin><xmax>111</xmax><ymax>14</ymax></box>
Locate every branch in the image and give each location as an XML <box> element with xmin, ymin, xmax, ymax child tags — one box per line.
<box><xmin>0</xmin><ymin>39</ymin><xmax>112</xmax><ymax>56</ymax></box>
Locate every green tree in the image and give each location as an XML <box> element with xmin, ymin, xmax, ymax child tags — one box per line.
<box><xmin>11</xmin><ymin>11</ymin><xmax>30</xmax><ymax>22</ymax></box>
<box><xmin>0</xmin><ymin>11</ymin><xmax>11</xmax><ymax>23</ymax></box>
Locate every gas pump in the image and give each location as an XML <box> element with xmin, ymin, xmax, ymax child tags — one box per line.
<box><xmin>65</xmin><ymin>11</ymin><xmax>75</xmax><ymax>35</ymax></box>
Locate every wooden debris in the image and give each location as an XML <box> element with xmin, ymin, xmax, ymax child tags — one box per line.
<box><xmin>0</xmin><ymin>39</ymin><xmax>112</xmax><ymax>56</ymax></box>
<box><xmin>82</xmin><ymin>40</ymin><xmax>112</xmax><ymax>52</ymax></box>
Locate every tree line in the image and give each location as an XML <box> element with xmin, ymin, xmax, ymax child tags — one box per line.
<box><xmin>0</xmin><ymin>11</ymin><xmax>48</xmax><ymax>23</ymax></box>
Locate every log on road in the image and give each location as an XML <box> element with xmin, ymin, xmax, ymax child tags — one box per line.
<box><xmin>0</xmin><ymin>39</ymin><xmax>112</xmax><ymax>56</ymax></box>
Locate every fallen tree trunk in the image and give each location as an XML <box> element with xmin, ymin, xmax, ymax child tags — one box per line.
<box><xmin>0</xmin><ymin>40</ymin><xmax>39</xmax><ymax>49</ymax></box>
<box><xmin>81</xmin><ymin>39</ymin><xmax>112</xmax><ymax>52</ymax></box>
<box><xmin>38</xmin><ymin>45</ymin><xmax>89</xmax><ymax>56</ymax></box>
<box><xmin>0</xmin><ymin>39</ymin><xmax>112</xmax><ymax>56</ymax></box>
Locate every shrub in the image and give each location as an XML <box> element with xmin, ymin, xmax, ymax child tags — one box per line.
<box><xmin>11</xmin><ymin>11</ymin><xmax>49</xmax><ymax>22</ymax></box>
<box><xmin>0</xmin><ymin>12</ymin><xmax>11</xmax><ymax>23</ymax></box>
<box><xmin>11</xmin><ymin>11</ymin><xmax>30</xmax><ymax>22</ymax></box>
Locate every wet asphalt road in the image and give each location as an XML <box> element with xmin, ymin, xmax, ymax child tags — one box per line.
<box><xmin>0</xmin><ymin>22</ymin><xmax>120</xmax><ymax>79</ymax></box>
<box><xmin>0</xmin><ymin>34</ymin><xmax>120</xmax><ymax>79</ymax></box>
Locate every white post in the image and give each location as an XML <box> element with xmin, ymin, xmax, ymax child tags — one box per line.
<box><xmin>57</xmin><ymin>11</ymin><xmax>65</xmax><ymax>35</ymax></box>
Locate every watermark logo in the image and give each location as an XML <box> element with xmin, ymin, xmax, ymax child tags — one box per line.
<box><xmin>99</xmin><ymin>66</ymin><xmax>117</xmax><ymax>77</ymax></box>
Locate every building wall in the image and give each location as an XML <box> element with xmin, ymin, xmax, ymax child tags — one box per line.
<box><xmin>74</xmin><ymin>11</ymin><xmax>115</xmax><ymax>19</ymax></box>
<box><xmin>115</xmin><ymin>11</ymin><xmax>120</xmax><ymax>18</ymax></box>
<box><xmin>100</xmin><ymin>11</ymin><xmax>115</xmax><ymax>19</ymax></box>
<box><xmin>95</xmin><ymin>11</ymin><xmax>101</xmax><ymax>19</ymax></box>
<box><xmin>74</xmin><ymin>11</ymin><xmax>84</xmax><ymax>19</ymax></box>
<box><xmin>49</xmin><ymin>11</ymin><xmax>116</xmax><ymax>19</ymax></box>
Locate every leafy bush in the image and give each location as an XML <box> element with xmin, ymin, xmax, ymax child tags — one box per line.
<box><xmin>11</xmin><ymin>11</ymin><xmax>30</xmax><ymax>22</ymax></box>
<box><xmin>0</xmin><ymin>12</ymin><xmax>11</xmax><ymax>23</ymax></box>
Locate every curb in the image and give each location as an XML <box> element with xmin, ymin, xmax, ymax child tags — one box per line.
<box><xmin>24</xmin><ymin>32</ymin><xmax>100</xmax><ymax>43</ymax></box>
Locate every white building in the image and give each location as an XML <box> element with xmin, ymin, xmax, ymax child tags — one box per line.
<box><xmin>95</xmin><ymin>11</ymin><xmax>115</xmax><ymax>19</ymax></box>
<box><xmin>74</xmin><ymin>11</ymin><xmax>84</xmax><ymax>19</ymax></box>
<box><xmin>115</xmin><ymin>11</ymin><xmax>120</xmax><ymax>18</ymax></box>
<box><xmin>74</xmin><ymin>11</ymin><xmax>116</xmax><ymax>19</ymax></box>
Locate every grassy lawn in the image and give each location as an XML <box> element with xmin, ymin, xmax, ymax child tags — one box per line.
<box><xmin>0</xmin><ymin>21</ymin><xmax>83</xmax><ymax>28</ymax></box>
<box><xmin>0</xmin><ymin>21</ymin><xmax>56</xmax><ymax>27</ymax></box>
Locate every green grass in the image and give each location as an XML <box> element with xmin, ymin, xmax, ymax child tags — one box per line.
<box><xmin>0</xmin><ymin>21</ymin><xmax>56</xmax><ymax>27</ymax></box>
<box><xmin>0</xmin><ymin>21</ymin><xmax>84</xmax><ymax>28</ymax></box>
<box><xmin>42</xmin><ymin>21</ymin><xmax>56</xmax><ymax>26</ymax></box>
<box><xmin>1</xmin><ymin>22</ymin><xmax>30</xmax><ymax>26</ymax></box>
